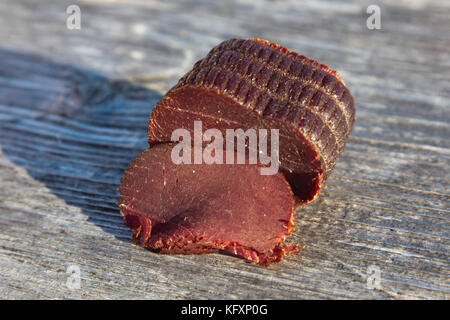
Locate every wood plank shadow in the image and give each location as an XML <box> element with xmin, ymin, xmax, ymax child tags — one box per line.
<box><xmin>0</xmin><ymin>47</ymin><xmax>162</xmax><ymax>243</ymax></box>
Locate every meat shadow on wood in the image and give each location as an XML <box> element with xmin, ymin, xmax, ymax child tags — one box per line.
<box><xmin>0</xmin><ymin>48</ymin><xmax>162</xmax><ymax>242</ymax></box>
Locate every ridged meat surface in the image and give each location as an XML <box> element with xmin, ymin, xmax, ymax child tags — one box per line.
<box><xmin>148</xmin><ymin>38</ymin><xmax>355</xmax><ymax>202</ymax></box>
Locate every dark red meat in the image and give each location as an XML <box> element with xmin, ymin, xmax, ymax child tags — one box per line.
<box><xmin>148</xmin><ymin>38</ymin><xmax>355</xmax><ymax>203</ymax></box>
<box><xmin>119</xmin><ymin>38</ymin><xmax>356</xmax><ymax>265</ymax></box>
<box><xmin>118</xmin><ymin>143</ymin><xmax>299</xmax><ymax>265</ymax></box>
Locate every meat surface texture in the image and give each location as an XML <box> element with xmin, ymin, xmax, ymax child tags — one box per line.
<box><xmin>119</xmin><ymin>38</ymin><xmax>355</xmax><ymax>265</ymax></box>
<box><xmin>118</xmin><ymin>143</ymin><xmax>299</xmax><ymax>265</ymax></box>
<box><xmin>148</xmin><ymin>38</ymin><xmax>356</xmax><ymax>203</ymax></box>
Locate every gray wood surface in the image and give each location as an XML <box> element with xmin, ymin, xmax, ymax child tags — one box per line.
<box><xmin>0</xmin><ymin>0</ymin><xmax>449</xmax><ymax>299</ymax></box>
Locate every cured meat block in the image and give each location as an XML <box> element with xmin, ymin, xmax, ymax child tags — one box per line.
<box><xmin>119</xmin><ymin>38</ymin><xmax>356</xmax><ymax>265</ymax></box>
<box><xmin>118</xmin><ymin>143</ymin><xmax>300</xmax><ymax>265</ymax></box>
<box><xmin>148</xmin><ymin>38</ymin><xmax>356</xmax><ymax>203</ymax></box>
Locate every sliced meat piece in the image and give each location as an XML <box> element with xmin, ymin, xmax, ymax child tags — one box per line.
<box><xmin>118</xmin><ymin>143</ymin><xmax>300</xmax><ymax>265</ymax></box>
<box><xmin>148</xmin><ymin>38</ymin><xmax>356</xmax><ymax>203</ymax></box>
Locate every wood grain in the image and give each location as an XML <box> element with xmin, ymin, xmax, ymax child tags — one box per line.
<box><xmin>0</xmin><ymin>0</ymin><xmax>448</xmax><ymax>299</ymax></box>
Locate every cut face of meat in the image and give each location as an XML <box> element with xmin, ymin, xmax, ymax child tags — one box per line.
<box><xmin>148</xmin><ymin>87</ymin><xmax>323</xmax><ymax>202</ymax></box>
<box><xmin>118</xmin><ymin>143</ymin><xmax>300</xmax><ymax>265</ymax></box>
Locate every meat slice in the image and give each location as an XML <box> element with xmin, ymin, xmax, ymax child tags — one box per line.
<box><xmin>148</xmin><ymin>38</ymin><xmax>356</xmax><ymax>203</ymax></box>
<box><xmin>118</xmin><ymin>143</ymin><xmax>299</xmax><ymax>265</ymax></box>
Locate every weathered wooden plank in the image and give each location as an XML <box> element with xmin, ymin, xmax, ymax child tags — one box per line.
<box><xmin>0</xmin><ymin>0</ymin><xmax>449</xmax><ymax>299</ymax></box>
